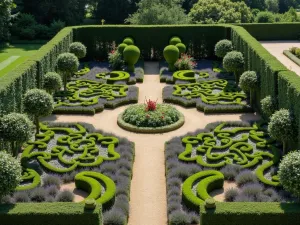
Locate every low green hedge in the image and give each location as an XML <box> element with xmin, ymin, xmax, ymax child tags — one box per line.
<box><xmin>117</xmin><ymin>112</ymin><xmax>185</xmax><ymax>134</ymax></box>
<box><xmin>283</xmin><ymin>50</ymin><xmax>300</xmax><ymax>67</ymax></box>
<box><xmin>200</xmin><ymin>202</ymin><xmax>300</xmax><ymax>225</ymax></box>
<box><xmin>0</xmin><ymin>203</ymin><xmax>102</xmax><ymax>225</ymax></box>
<box><xmin>75</xmin><ymin>171</ymin><xmax>116</xmax><ymax>210</ymax></box>
<box><xmin>182</xmin><ymin>170</ymin><xmax>224</xmax><ymax>210</ymax></box>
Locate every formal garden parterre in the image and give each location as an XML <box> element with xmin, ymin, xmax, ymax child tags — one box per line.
<box><xmin>1</xmin><ymin>24</ymin><xmax>300</xmax><ymax>225</ymax></box>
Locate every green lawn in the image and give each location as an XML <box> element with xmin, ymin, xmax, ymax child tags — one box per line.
<box><xmin>0</xmin><ymin>44</ymin><xmax>43</xmax><ymax>78</ymax></box>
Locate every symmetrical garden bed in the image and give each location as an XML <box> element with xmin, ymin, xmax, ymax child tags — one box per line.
<box><xmin>2</xmin><ymin>122</ymin><xmax>135</xmax><ymax>225</ymax></box>
<box><xmin>165</xmin><ymin>121</ymin><xmax>291</xmax><ymax>224</ymax></box>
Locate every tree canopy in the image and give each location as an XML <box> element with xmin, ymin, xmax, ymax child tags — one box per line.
<box><xmin>188</xmin><ymin>0</ymin><xmax>253</xmax><ymax>23</ymax></box>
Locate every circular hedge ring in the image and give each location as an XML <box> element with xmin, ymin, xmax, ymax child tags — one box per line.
<box><xmin>117</xmin><ymin>104</ymin><xmax>185</xmax><ymax>133</ymax></box>
<box><xmin>96</xmin><ymin>71</ymin><xmax>130</xmax><ymax>83</ymax></box>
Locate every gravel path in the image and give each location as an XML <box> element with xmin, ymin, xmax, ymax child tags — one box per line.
<box><xmin>44</xmin><ymin>62</ymin><xmax>260</xmax><ymax>225</ymax></box>
<box><xmin>260</xmin><ymin>40</ymin><xmax>300</xmax><ymax>75</ymax></box>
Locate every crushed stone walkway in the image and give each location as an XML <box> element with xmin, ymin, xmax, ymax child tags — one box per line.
<box><xmin>44</xmin><ymin>62</ymin><xmax>260</xmax><ymax>225</ymax></box>
<box><xmin>260</xmin><ymin>40</ymin><xmax>300</xmax><ymax>75</ymax></box>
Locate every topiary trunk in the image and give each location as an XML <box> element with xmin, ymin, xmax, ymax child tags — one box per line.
<box><xmin>250</xmin><ymin>89</ymin><xmax>255</xmax><ymax>108</ymax></box>
<box><xmin>127</xmin><ymin>64</ymin><xmax>135</xmax><ymax>72</ymax></box>
<box><xmin>283</xmin><ymin>141</ymin><xmax>287</xmax><ymax>155</ymax></box>
<box><xmin>168</xmin><ymin>64</ymin><xmax>176</xmax><ymax>72</ymax></box>
<box><xmin>35</xmin><ymin>116</ymin><xmax>40</xmax><ymax>135</ymax></box>
<box><xmin>234</xmin><ymin>71</ymin><xmax>239</xmax><ymax>84</ymax></box>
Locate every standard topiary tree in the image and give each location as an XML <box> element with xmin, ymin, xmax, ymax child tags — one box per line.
<box><xmin>56</xmin><ymin>53</ymin><xmax>79</xmax><ymax>95</ymax></box>
<box><xmin>0</xmin><ymin>113</ymin><xmax>34</xmax><ymax>156</ymax></box>
<box><xmin>117</xmin><ymin>43</ymin><xmax>128</xmax><ymax>55</ymax></box>
<box><xmin>268</xmin><ymin>109</ymin><xmax>295</xmax><ymax>155</ymax></box>
<box><xmin>278</xmin><ymin>150</ymin><xmax>300</xmax><ymax>198</ymax></box>
<box><xmin>239</xmin><ymin>71</ymin><xmax>258</xmax><ymax>107</ymax></box>
<box><xmin>123</xmin><ymin>45</ymin><xmax>140</xmax><ymax>72</ymax></box>
<box><xmin>223</xmin><ymin>51</ymin><xmax>244</xmax><ymax>83</ymax></box>
<box><xmin>215</xmin><ymin>39</ymin><xmax>233</xmax><ymax>58</ymax></box>
<box><xmin>169</xmin><ymin>36</ymin><xmax>182</xmax><ymax>45</ymax></box>
<box><xmin>164</xmin><ymin>45</ymin><xmax>180</xmax><ymax>72</ymax></box>
<box><xmin>43</xmin><ymin>72</ymin><xmax>63</xmax><ymax>95</ymax></box>
<box><xmin>123</xmin><ymin>37</ymin><xmax>134</xmax><ymax>45</ymax></box>
<box><xmin>261</xmin><ymin>95</ymin><xmax>277</xmax><ymax>119</ymax></box>
<box><xmin>23</xmin><ymin>89</ymin><xmax>54</xmax><ymax>134</ymax></box>
<box><xmin>69</xmin><ymin>42</ymin><xmax>87</xmax><ymax>59</ymax></box>
<box><xmin>176</xmin><ymin>43</ymin><xmax>186</xmax><ymax>55</ymax></box>
<box><xmin>0</xmin><ymin>151</ymin><xmax>22</xmax><ymax>199</ymax></box>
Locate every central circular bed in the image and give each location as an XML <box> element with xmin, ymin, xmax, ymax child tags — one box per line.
<box><xmin>117</xmin><ymin>102</ymin><xmax>185</xmax><ymax>133</ymax></box>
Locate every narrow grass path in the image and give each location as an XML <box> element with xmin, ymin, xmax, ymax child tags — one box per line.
<box><xmin>44</xmin><ymin>62</ymin><xmax>260</xmax><ymax>225</ymax></box>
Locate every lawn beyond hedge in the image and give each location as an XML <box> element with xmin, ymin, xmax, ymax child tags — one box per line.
<box><xmin>0</xmin><ymin>44</ymin><xmax>42</xmax><ymax>78</ymax></box>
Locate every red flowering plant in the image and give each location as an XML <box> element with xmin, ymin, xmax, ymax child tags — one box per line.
<box><xmin>108</xmin><ymin>48</ymin><xmax>124</xmax><ymax>70</ymax></box>
<box><xmin>145</xmin><ymin>98</ymin><xmax>157</xmax><ymax>111</ymax></box>
<box><xmin>174</xmin><ymin>53</ymin><xmax>197</xmax><ymax>70</ymax></box>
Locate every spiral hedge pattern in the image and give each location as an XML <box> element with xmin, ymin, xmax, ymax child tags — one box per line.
<box><xmin>173</xmin><ymin>70</ymin><xmax>209</xmax><ymax>82</ymax></box>
<box><xmin>179</xmin><ymin>122</ymin><xmax>280</xmax><ymax>186</ymax></box>
<box><xmin>96</xmin><ymin>71</ymin><xmax>130</xmax><ymax>84</ymax></box>
<box><xmin>173</xmin><ymin>80</ymin><xmax>246</xmax><ymax>105</ymax></box>
<box><xmin>21</xmin><ymin>123</ymin><xmax>120</xmax><ymax>173</ymax></box>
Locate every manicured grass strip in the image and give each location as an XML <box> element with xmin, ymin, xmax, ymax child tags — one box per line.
<box><xmin>0</xmin><ymin>56</ymin><xmax>20</xmax><ymax>71</ymax></box>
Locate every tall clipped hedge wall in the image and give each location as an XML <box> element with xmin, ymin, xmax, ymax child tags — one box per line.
<box><xmin>0</xmin><ymin>203</ymin><xmax>102</xmax><ymax>225</ymax></box>
<box><xmin>72</xmin><ymin>25</ymin><xmax>230</xmax><ymax>60</ymax></box>
<box><xmin>200</xmin><ymin>202</ymin><xmax>300</xmax><ymax>225</ymax></box>
<box><xmin>240</xmin><ymin>23</ymin><xmax>300</xmax><ymax>40</ymax></box>
<box><xmin>0</xmin><ymin>28</ymin><xmax>73</xmax><ymax>116</ymax></box>
<box><xmin>231</xmin><ymin>26</ymin><xmax>287</xmax><ymax>101</ymax></box>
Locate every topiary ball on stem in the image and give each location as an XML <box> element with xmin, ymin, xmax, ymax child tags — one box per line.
<box><xmin>169</xmin><ymin>36</ymin><xmax>182</xmax><ymax>45</ymax></box>
<box><xmin>123</xmin><ymin>37</ymin><xmax>134</xmax><ymax>45</ymax></box>
<box><xmin>175</xmin><ymin>43</ymin><xmax>186</xmax><ymax>55</ymax></box>
<box><xmin>0</xmin><ymin>151</ymin><xmax>22</xmax><ymax>199</ymax></box>
<box><xmin>23</xmin><ymin>89</ymin><xmax>54</xmax><ymax>134</ymax></box>
<box><xmin>239</xmin><ymin>71</ymin><xmax>258</xmax><ymax>107</ymax></box>
<box><xmin>56</xmin><ymin>53</ymin><xmax>79</xmax><ymax>94</ymax></box>
<box><xmin>215</xmin><ymin>39</ymin><xmax>233</xmax><ymax>58</ymax></box>
<box><xmin>117</xmin><ymin>43</ymin><xmax>128</xmax><ymax>55</ymax></box>
<box><xmin>261</xmin><ymin>96</ymin><xmax>277</xmax><ymax>120</ymax></box>
<box><xmin>69</xmin><ymin>42</ymin><xmax>87</xmax><ymax>59</ymax></box>
<box><xmin>164</xmin><ymin>45</ymin><xmax>180</xmax><ymax>72</ymax></box>
<box><xmin>123</xmin><ymin>45</ymin><xmax>140</xmax><ymax>72</ymax></box>
<box><xmin>0</xmin><ymin>113</ymin><xmax>34</xmax><ymax>156</ymax></box>
<box><xmin>268</xmin><ymin>109</ymin><xmax>295</xmax><ymax>155</ymax></box>
<box><xmin>223</xmin><ymin>51</ymin><xmax>244</xmax><ymax>83</ymax></box>
<box><xmin>278</xmin><ymin>150</ymin><xmax>300</xmax><ymax>198</ymax></box>
<box><xmin>43</xmin><ymin>72</ymin><xmax>63</xmax><ymax>95</ymax></box>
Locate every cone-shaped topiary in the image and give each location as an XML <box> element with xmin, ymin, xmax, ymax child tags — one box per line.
<box><xmin>223</xmin><ymin>51</ymin><xmax>244</xmax><ymax>83</ymax></box>
<box><xmin>164</xmin><ymin>45</ymin><xmax>180</xmax><ymax>72</ymax></box>
<box><xmin>123</xmin><ymin>45</ymin><xmax>140</xmax><ymax>72</ymax></box>
<box><xmin>123</xmin><ymin>37</ymin><xmax>134</xmax><ymax>45</ymax></box>
<box><xmin>117</xmin><ymin>43</ymin><xmax>128</xmax><ymax>55</ymax></box>
<box><xmin>69</xmin><ymin>42</ymin><xmax>87</xmax><ymax>59</ymax></box>
<box><xmin>176</xmin><ymin>43</ymin><xmax>186</xmax><ymax>55</ymax></box>
<box><xmin>215</xmin><ymin>39</ymin><xmax>233</xmax><ymax>58</ymax></box>
<box><xmin>169</xmin><ymin>36</ymin><xmax>182</xmax><ymax>45</ymax></box>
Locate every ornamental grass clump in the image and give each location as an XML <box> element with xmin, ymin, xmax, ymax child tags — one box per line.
<box><xmin>174</xmin><ymin>53</ymin><xmax>197</xmax><ymax>70</ymax></box>
<box><xmin>279</xmin><ymin>150</ymin><xmax>300</xmax><ymax>198</ymax></box>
